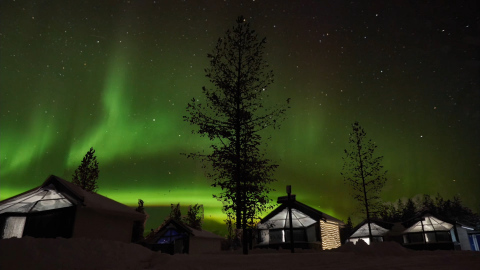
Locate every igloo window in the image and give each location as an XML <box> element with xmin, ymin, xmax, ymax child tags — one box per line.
<box><xmin>2</xmin><ymin>216</ymin><xmax>26</xmax><ymax>239</ymax></box>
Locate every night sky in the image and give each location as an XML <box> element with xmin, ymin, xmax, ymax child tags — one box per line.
<box><xmin>1</xmin><ymin>0</ymin><xmax>479</xmax><ymax>235</ymax></box>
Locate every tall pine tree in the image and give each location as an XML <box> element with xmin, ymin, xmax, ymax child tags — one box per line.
<box><xmin>341</xmin><ymin>122</ymin><xmax>387</xmax><ymax>243</ymax></box>
<box><xmin>72</xmin><ymin>147</ymin><xmax>99</xmax><ymax>192</ymax></box>
<box><xmin>184</xmin><ymin>16</ymin><xmax>288</xmax><ymax>254</ymax></box>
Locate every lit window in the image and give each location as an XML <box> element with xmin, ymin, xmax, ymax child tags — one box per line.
<box><xmin>349</xmin><ymin>237</ymin><xmax>370</xmax><ymax>245</ymax></box>
<box><xmin>425</xmin><ymin>232</ymin><xmax>436</xmax><ymax>243</ymax></box>
<box><xmin>157</xmin><ymin>229</ymin><xmax>186</xmax><ymax>244</ymax></box>
<box><xmin>269</xmin><ymin>230</ymin><xmax>284</xmax><ymax>243</ymax></box>
<box><xmin>320</xmin><ymin>220</ymin><xmax>341</xmax><ymax>249</ymax></box>
<box><xmin>2</xmin><ymin>216</ymin><xmax>26</xmax><ymax>239</ymax></box>
<box><xmin>285</xmin><ymin>229</ymin><xmax>307</xmax><ymax>242</ymax></box>
<box><xmin>436</xmin><ymin>231</ymin><xmax>451</xmax><ymax>242</ymax></box>
<box><xmin>407</xmin><ymin>233</ymin><xmax>424</xmax><ymax>243</ymax></box>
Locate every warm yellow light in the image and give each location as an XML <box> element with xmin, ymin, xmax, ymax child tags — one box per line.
<box><xmin>320</xmin><ymin>220</ymin><xmax>341</xmax><ymax>250</ymax></box>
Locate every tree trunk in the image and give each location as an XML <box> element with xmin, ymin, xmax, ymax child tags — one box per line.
<box><xmin>356</xmin><ymin>133</ymin><xmax>373</xmax><ymax>244</ymax></box>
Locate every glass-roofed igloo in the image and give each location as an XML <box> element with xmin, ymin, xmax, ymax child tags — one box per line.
<box><xmin>257</xmin><ymin>195</ymin><xmax>344</xmax><ymax>250</ymax></box>
<box><xmin>2</xmin><ymin>174</ymin><xmax>146</xmax><ymax>243</ymax></box>
<box><xmin>258</xmin><ymin>207</ymin><xmax>317</xmax><ymax>246</ymax></box>
<box><xmin>347</xmin><ymin>221</ymin><xmax>391</xmax><ymax>245</ymax></box>
<box><xmin>0</xmin><ymin>184</ymin><xmax>73</xmax><ymax>214</ymax></box>
<box><xmin>402</xmin><ymin>214</ymin><xmax>456</xmax><ymax>245</ymax></box>
<box><xmin>0</xmin><ymin>182</ymin><xmax>76</xmax><ymax>239</ymax></box>
<box><xmin>258</xmin><ymin>208</ymin><xmax>317</xmax><ymax>229</ymax></box>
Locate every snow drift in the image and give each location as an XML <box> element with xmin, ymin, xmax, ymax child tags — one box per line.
<box><xmin>1</xmin><ymin>237</ymin><xmax>479</xmax><ymax>270</ymax></box>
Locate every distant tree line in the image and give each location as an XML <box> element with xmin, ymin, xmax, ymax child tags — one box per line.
<box><xmin>378</xmin><ymin>194</ymin><xmax>480</xmax><ymax>225</ymax></box>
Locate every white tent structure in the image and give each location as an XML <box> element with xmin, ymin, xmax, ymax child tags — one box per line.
<box><xmin>258</xmin><ymin>208</ymin><xmax>317</xmax><ymax>229</ymax></box>
<box><xmin>348</xmin><ymin>221</ymin><xmax>392</xmax><ymax>245</ymax></box>
<box><xmin>0</xmin><ymin>175</ymin><xmax>145</xmax><ymax>242</ymax></box>
<box><xmin>402</xmin><ymin>212</ymin><xmax>462</xmax><ymax>250</ymax></box>
<box><xmin>1</xmin><ymin>183</ymin><xmax>74</xmax><ymax>239</ymax></box>
<box><xmin>257</xmin><ymin>195</ymin><xmax>344</xmax><ymax>250</ymax></box>
<box><xmin>347</xmin><ymin>212</ymin><xmax>476</xmax><ymax>251</ymax></box>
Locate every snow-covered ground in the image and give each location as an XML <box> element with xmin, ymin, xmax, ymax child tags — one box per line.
<box><xmin>1</xmin><ymin>237</ymin><xmax>479</xmax><ymax>270</ymax></box>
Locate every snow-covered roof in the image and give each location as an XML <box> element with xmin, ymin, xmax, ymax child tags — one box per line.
<box><xmin>189</xmin><ymin>226</ymin><xmax>225</xmax><ymax>240</ymax></box>
<box><xmin>2</xmin><ymin>237</ymin><xmax>479</xmax><ymax>269</ymax></box>
<box><xmin>0</xmin><ymin>175</ymin><xmax>144</xmax><ymax>221</ymax></box>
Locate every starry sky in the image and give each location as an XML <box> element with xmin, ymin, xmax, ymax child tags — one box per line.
<box><xmin>1</xmin><ymin>0</ymin><xmax>479</xmax><ymax>235</ymax></box>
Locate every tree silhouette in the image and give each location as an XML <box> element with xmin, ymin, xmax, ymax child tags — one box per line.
<box><xmin>340</xmin><ymin>216</ymin><xmax>354</xmax><ymax>244</ymax></box>
<box><xmin>131</xmin><ymin>199</ymin><xmax>147</xmax><ymax>242</ymax></box>
<box><xmin>169</xmin><ymin>203</ymin><xmax>182</xmax><ymax>222</ymax></box>
<box><xmin>341</xmin><ymin>122</ymin><xmax>387</xmax><ymax>243</ymax></box>
<box><xmin>72</xmin><ymin>147</ymin><xmax>99</xmax><ymax>192</ymax></box>
<box><xmin>167</xmin><ymin>203</ymin><xmax>204</xmax><ymax>230</ymax></box>
<box><xmin>395</xmin><ymin>199</ymin><xmax>405</xmax><ymax>221</ymax></box>
<box><xmin>379</xmin><ymin>199</ymin><xmax>404</xmax><ymax>222</ymax></box>
<box><xmin>184</xmin><ymin>16</ymin><xmax>288</xmax><ymax>254</ymax></box>
<box><xmin>379</xmin><ymin>194</ymin><xmax>479</xmax><ymax>225</ymax></box>
<box><xmin>183</xmin><ymin>204</ymin><xmax>203</xmax><ymax>230</ymax></box>
<box><xmin>402</xmin><ymin>198</ymin><xmax>417</xmax><ymax>220</ymax></box>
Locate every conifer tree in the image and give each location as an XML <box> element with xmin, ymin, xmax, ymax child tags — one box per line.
<box><xmin>183</xmin><ymin>204</ymin><xmax>203</xmax><ymax>230</ymax></box>
<box><xmin>184</xmin><ymin>16</ymin><xmax>288</xmax><ymax>254</ymax></box>
<box><xmin>72</xmin><ymin>147</ymin><xmax>99</xmax><ymax>192</ymax></box>
<box><xmin>341</xmin><ymin>122</ymin><xmax>387</xmax><ymax>243</ymax></box>
<box><xmin>381</xmin><ymin>194</ymin><xmax>479</xmax><ymax>225</ymax></box>
<box><xmin>132</xmin><ymin>199</ymin><xmax>147</xmax><ymax>242</ymax></box>
<box><xmin>169</xmin><ymin>203</ymin><xmax>182</xmax><ymax>222</ymax></box>
<box><xmin>395</xmin><ymin>199</ymin><xmax>405</xmax><ymax>221</ymax></box>
<box><xmin>340</xmin><ymin>216</ymin><xmax>354</xmax><ymax>243</ymax></box>
<box><xmin>402</xmin><ymin>198</ymin><xmax>417</xmax><ymax>220</ymax></box>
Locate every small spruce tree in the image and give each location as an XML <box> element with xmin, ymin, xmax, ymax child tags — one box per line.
<box><xmin>131</xmin><ymin>199</ymin><xmax>147</xmax><ymax>242</ymax></box>
<box><xmin>402</xmin><ymin>198</ymin><xmax>417</xmax><ymax>220</ymax></box>
<box><xmin>72</xmin><ymin>147</ymin><xmax>99</xmax><ymax>192</ymax></box>
<box><xmin>183</xmin><ymin>204</ymin><xmax>203</xmax><ymax>230</ymax></box>
<box><xmin>340</xmin><ymin>216</ymin><xmax>354</xmax><ymax>243</ymax></box>
<box><xmin>169</xmin><ymin>203</ymin><xmax>182</xmax><ymax>222</ymax></box>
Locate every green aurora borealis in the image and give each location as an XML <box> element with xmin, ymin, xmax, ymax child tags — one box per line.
<box><xmin>1</xmin><ymin>1</ymin><xmax>479</xmax><ymax>234</ymax></box>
